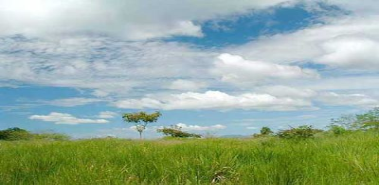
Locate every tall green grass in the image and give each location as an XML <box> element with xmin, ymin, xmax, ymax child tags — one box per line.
<box><xmin>1</xmin><ymin>132</ymin><xmax>379</xmax><ymax>184</ymax></box>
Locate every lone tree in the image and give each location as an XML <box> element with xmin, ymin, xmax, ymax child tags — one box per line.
<box><xmin>122</xmin><ymin>111</ymin><xmax>161</xmax><ymax>139</ymax></box>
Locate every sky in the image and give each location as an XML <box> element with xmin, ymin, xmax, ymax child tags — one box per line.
<box><xmin>0</xmin><ymin>0</ymin><xmax>379</xmax><ymax>139</ymax></box>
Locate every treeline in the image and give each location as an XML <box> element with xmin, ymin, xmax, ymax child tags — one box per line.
<box><xmin>253</xmin><ymin>107</ymin><xmax>379</xmax><ymax>139</ymax></box>
<box><xmin>0</xmin><ymin>127</ymin><xmax>69</xmax><ymax>141</ymax></box>
<box><xmin>2</xmin><ymin>108</ymin><xmax>379</xmax><ymax>141</ymax></box>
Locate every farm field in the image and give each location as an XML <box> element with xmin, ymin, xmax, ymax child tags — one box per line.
<box><xmin>1</xmin><ymin>131</ymin><xmax>379</xmax><ymax>185</ymax></box>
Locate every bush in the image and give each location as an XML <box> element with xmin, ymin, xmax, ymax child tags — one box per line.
<box><xmin>328</xmin><ymin>125</ymin><xmax>347</xmax><ymax>136</ymax></box>
<box><xmin>277</xmin><ymin>125</ymin><xmax>323</xmax><ymax>139</ymax></box>
<box><xmin>157</xmin><ymin>127</ymin><xmax>201</xmax><ymax>138</ymax></box>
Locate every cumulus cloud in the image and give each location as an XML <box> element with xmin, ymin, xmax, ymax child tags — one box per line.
<box><xmin>229</xmin><ymin>14</ymin><xmax>379</xmax><ymax>70</ymax></box>
<box><xmin>29</xmin><ymin>112</ymin><xmax>109</xmax><ymax>124</ymax></box>
<box><xmin>212</xmin><ymin>53</ymin><xmax>319</xmax><ymax>85</ymax></box>
<box><xmin>0</xmin><ymin>0</ymin><xmax>295</xmax><ymax>40</ymax></box>
<box><xmin>176</xmin><ymin>123</ymin><xmax>226</xmax><ymax>131</ymax></box>
<box><xmin>317</xmin><ymin>36</ymin><xmax>379</xmax><ymax>69</ymax></box>
<box><xmin>114</xmin><ymin>90</ymin><xmax>314</xmax><ymax>111</ymax></box>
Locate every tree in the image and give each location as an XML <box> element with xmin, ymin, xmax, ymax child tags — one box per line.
<box><xmin>157</xmin><ymin>125</ymin><xmax>201</xmax><ymax>138</ymax></box>
<box><xmin>356</xmin><ymin>108</ymin><xmax>379</xmax><ymax>130</ymax></box>
<box><xmin>0</xmin><ymin>127</ymin><xmax>32</xmax><ymax>141</ymax></box>
<box><xmin>330</xmin><ymin>107</ymin><xmax>379</xmax><ymax>131</ymax></box>
<box><xmin>330</xmin><ymin>114</ymin><xmax>358</xmax><ymax>130</ymax></box>
<box><xmin>260</xmin><ymin>127</ymin><xmax>273</xmax><ymax>135</ymax></box>
<box><xmin>122</xmin><ymin>111</ymin><xmax>161</xmax><ymax>139</ymax></box>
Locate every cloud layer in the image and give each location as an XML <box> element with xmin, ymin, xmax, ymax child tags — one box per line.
<box><xmin>0</xmin><ymin>0</ymin><xmax>295</xmax><ymax>40</ymax></box>
<box><xmin>29</xmin><ymin>112</ymin><xmax>109</xmax><ymax>124</ymax></box>
<box><xmin>114</xmin><ymin>91</ymin><xmax>314</xmax><ymax>111</ymax></box>
<box><xmin>176</xmin><ymin>123</ymin><xmax>226</xmax><ymax>131</ymax></box>
<box><xmin>1</xmin><ymin>0</ymin><xmax>379</xmax><ymax>115</ymax></box>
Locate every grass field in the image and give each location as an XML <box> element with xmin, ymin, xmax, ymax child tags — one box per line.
<box><xmin>1</xmin><ymin>132</ymin><xmax>379</xmax><ymax>185</ymax></box>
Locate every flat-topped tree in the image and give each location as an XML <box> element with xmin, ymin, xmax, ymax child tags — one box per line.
<box><xmin>122</xmin><ymin>111</ymin><xmax>161</xmax><ymax>139</ymax></box>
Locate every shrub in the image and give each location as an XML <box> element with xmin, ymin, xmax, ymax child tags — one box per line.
<box><xmin>328</xmin><ymin>125</ymin><xmax>347</xmax><ymax>136</ymax></box>
<box><xmin>277</xmin><ymin>125</ymin><xmax>323</xmax><ymax>139</ymax></box>
<box><xmin>157</xmin><ymin>127</ymin><xmax>201</xmax><ymax>138</ymax></box>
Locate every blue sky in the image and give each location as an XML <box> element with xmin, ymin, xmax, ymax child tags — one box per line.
<box><xmin>0</xmin><ymin>0</ymin><xmax>378</xmax><ymax>138</ymax></box>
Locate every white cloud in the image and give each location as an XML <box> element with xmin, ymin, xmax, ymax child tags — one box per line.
<box><xmin>317</xmin><ymin>36</ymin><xmax>379</xmax><ymax>69</ymax></box>
<box><xmin>317</xmin><ymin>92</ymin><xmax>379</xmax><ymax>108</ymax></box>
<box><xmin>0</xmin><ymin>0</ymin><xmax>295</xmax><ymax>40</ymax></box>
<box><xmin>29</xmin><ymin>112</ymin><xmax>109</xmax><ymax>124</ymax></box>
<box><xmin>114</xmin><ymin>90</ymin><xmax>314</xmax><ymax>111</ymax></box>
<box><xmin>168</xmin><ymin>79</ymin><xmax>207</xmax><ymax>91</ymax></box>
<box><xmin>213</xmin><ymin>53</ymin><xmax>319</xmax><ymax>86</ymax></box>
<box><xmin>98</xmin><ymin>111</ymin><xmax>118</xmax><ymax>119</ymax></box>
<box><xmin>229</xmin><ymin>15</ymin><xmax>379</xmax><ymax>70</ymax></box>
<box><xmin>48</xmin><ymin>98</ymin><xmax>102</xmax><ymax>107</ymax></box>
<box><xmin>0</xmin><ymin>38</ymin><xmax>215</xmax><ymax>95</ymax></box>
<box><xmin>258</xmin><ymin>86</ymin><xmax>316</xmax><ymax>98</ymax></box>
<box><xmin>1</xmin><ymin>0</ymin><xmax>379</xmax><ymax>114</ymax></box>
<box><xmin>324</xmin><ymin>0</ymin><xmax>379</xmax><ymax>15</ymax></box>
<box><xmin>176</xmin><ymin>123</ymin><xmax>226</xmax><ymax>131</ymax></box>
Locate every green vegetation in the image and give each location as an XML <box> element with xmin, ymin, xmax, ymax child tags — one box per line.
<box><xmin>122</xmin><ymin>111</ymin><xmax>161</xmax><ymax>139</ymax></box>
<box><xmin>252</xmin><ymin>126</ymin><xmax>274</xmax><ymax>138</ymax></box>
<box><xmin>0</xmin><ymin>127</ymin><xmax>69</xmax><ymax>141</ymax></box>
<box><xmin>1</xmin><ymin>131</ymin><xmax>379</xmax><ymax>184</ymax></box>
<box><xmin>2</xmin><ymin>108</ymin><xmax>379</xmax><ymax>184</ymax></box>
<box><xmin>276</xmin><ymin>125</ymin><xmax>323</xmax><ymax>139</ymax></box>
<box><xmin>157</xmin><ymin>125</ymin><xmax>201</xmax><ymax>138</ymax></box>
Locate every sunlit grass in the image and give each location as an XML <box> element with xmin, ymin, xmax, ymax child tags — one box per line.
<box><xmin>1</xmin><ymin>132</ymin><xmax>379</xmax><ymax>184</ymax></box>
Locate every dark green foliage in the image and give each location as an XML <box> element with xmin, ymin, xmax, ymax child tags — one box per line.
<box><xmin>122</xmin><ymin>111</ymin><xmax>161</xmax><ymax>126</ymax></box>
<box><xmin>0</xmin><ymin>127</ymin><xmax>32</xmax><ymax>141</ymax></box>
<box><xmin>277</xmin><ymin>125</ymin><xmax>323</xmax><ymax>139</ymax></box>
<box><xmin>157</xmin><ymin>127</ymin><xmax>201</xmax><ymax>138</ymax></box>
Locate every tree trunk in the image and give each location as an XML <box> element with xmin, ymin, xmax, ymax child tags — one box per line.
<box><xmin>139</xmin><ymin>131</ymin><xmax>142</xmax><ymax>140</ymax></box>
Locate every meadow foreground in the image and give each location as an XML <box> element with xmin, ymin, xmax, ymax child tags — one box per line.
<box><xmin>1</xmin><ymin>132</ymin><xmax>379</xmax><ymax>185</ymax></box>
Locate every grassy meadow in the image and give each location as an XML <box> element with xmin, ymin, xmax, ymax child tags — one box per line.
<box><xmin>1</xmin><ymin>131</ymin><xmax>379</xmax><ymax>185</ymax></box>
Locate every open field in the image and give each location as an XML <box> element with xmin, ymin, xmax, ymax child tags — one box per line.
<box><xmin>1</xmin><ymin>132</ymin><xmax>379</xmax><ymax>185</ymax></box>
